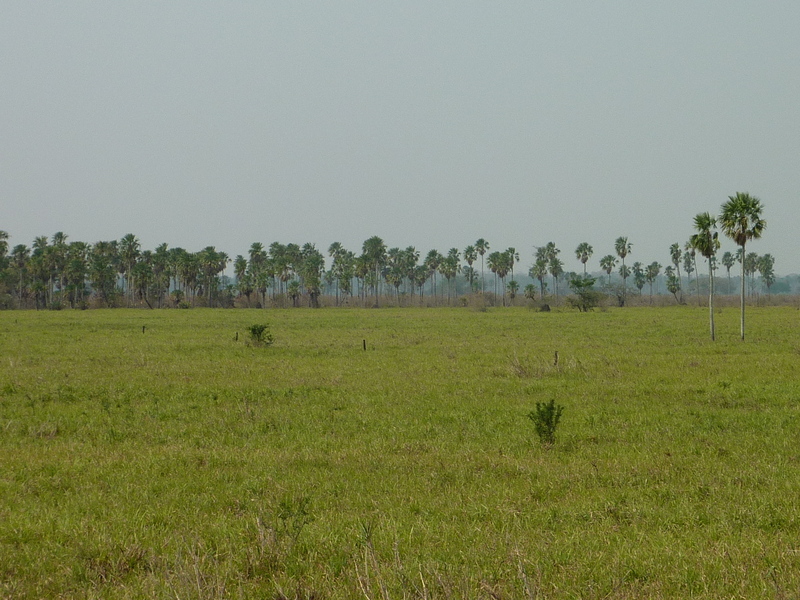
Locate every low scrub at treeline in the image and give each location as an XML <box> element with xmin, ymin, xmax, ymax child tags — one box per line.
<box><xmin>2</xmin><ymin>306</ymin><xmax>800</xmax><ymax>598</ymax></box>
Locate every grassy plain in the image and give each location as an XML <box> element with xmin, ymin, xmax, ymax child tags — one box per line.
<box><xmin>1</xmin><ymin>305</ymin><xmax>800</xmax><ymax>598</ymax></box>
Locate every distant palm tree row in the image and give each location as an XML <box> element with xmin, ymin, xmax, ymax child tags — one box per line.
<box><xmin>0</xmin><ymin>193</ymin><xmax>772</xmax><ymax>314</ymax></box>
<box><xmin>0</xmin><ymin>233</ymin><xmax>232</xmax><ymax>309</ymax></box>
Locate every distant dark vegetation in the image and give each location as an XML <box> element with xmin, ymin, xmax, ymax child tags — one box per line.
<box><xmin>0</xmin><ymin>230</ymin><xmax>793</xmax><ymax>311</ymax></box>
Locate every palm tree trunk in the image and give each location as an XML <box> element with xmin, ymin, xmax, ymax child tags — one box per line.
<box><xmin>740</xmin><ymin>244</ymin><xmax>746</xmax><ymax>340</ymax></box>
<box><xmin>695</xmin><ymin>256</ymin><xmax>701</xmax><ymax>307</ymax></box>
<box><xmin>374</xmin><ymin>265</ymin><xmax>380</xmax><ymax>307</ymax></box>
<box><xmin>709</xmin><ymin>260</ymin><xmax>715</xmax><ymax>341</ymax></box>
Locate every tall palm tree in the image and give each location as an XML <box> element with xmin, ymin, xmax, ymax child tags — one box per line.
<box><xmin>167</xmin><ymin>247</ymin><xmax>184</xmax><ymax>297</ymax></box>
<box><xmin>118</xmin><ymin>233</ymin><xmax>141</xmax><ymax>306</ymax></box>
<box><xmin>132</xmin><ymin>250</ymin><xmax>155</xmax><ymax>307</ymax></box>
<box><xmin>669</xmin><ymin>243</ymin><xmax>684</xmax><ymax>303</ymax></box>
<box><xmin>362</xmin><ymin>236</ymin><xmax>386</xmax><ymax>307</ymax></box>
<box><xmin>354</xmin><ymin>255</ymin><xmax>369</xmax><ymax>304</ymax></box>
<box><xmin>645</xmin><ymin>262</ymin><xmax>661</xmax><ymax>303</ymax></box>
<box><xmin>487</xmin><ymin>251</ymin><xmax>510</xmax><ymax>305</ymax></box>
<box><xmin>758</xmin><ymin>254</ymin><xmax>776</xmax><ymax>297</ymax></box>
<box><xmin>90</xmin><ymin>240</ymin><xmax>120</xmax><ymax>306</ymax></box>
<box><xmin>682</xmin><ymin>250</ymin><xmax>695</xmax><ymax>306</ymax></box>
<box><xmin>198</xmin><ymin>246</ymin><xmax>228</xmax><ymax>306</ymax></box>
<box><xmin>338</xmin><ymin>250</ymin><xmax>356</xmax><ymax>302</ymax></box>
<box><xmin>51</xmin><ymin>232</ymin><xmax>69</xmax><ymax>303</ymax></box>
<box><xmin>299</xmin><ymin>243</ymin><xmax>325</xmax><ymax>307</ymax></box>
<box><xmin>664</xmin><ymin>266</ymin><xmax>681</xmax><ymax>303</ymax></box>
<box><xmin>505</xmin><ymin>247</ymin><xmax>520</xmax><ymax>283</ymax></box>
<box><xmin>529</xmin><ymin>259</ymin><xmax>548</xmax><ymax>299</ymax></box>
<box><xmin>599</xmin><ymin>255</ymin><xmax>617</xmax><ymax>287</ymax></box>
<box><xmin>537</xmin><ymin>243</ymin><xmax>560</xmax><ymax>299</ymax></box>
<box><xmin>463</xmin><ymin>245</ymin><xmax>477</xmax><ymax>290</ymax></box>
<box><xmin>548</xmin><ymin>252</ymin><xmax>564</xmax><ymax>305</ymax></box>
<box><xmin>248</xmin><ymin>242</ymin><xmax>268</xmax><ymax>305</ymax></box>
<box><xmin>575</xmin><ymin>242</ymin><xmax>593</xmax><ymax>277</ymax></box>
<box><xmin>30</xmin><ymin>236</ymin><xmax>51</xmax><ymax>305</ymax></box>
<box><xmin>614</xmin><ymin>237</ymin><xmax>632</xmax><ymax>304</ymax></box>
<box><xmin>0</xmin><ymin>231</ymin><xmax>8</xmax><ymax>262</ymax></box>
<box><xmin>486</xmin><ymin>251</ymin><xmax>501</xmax><ymax>299</ymax></box>
<box><xmin>64</xmin><ymin>241</ymin><xmax>89</xmax><ymax>307</ymax></box>
<box><xmin>386</xmin><ymin>247</ymin><xmax>403</xmax><ymax>303</ymax></box>
<box><xmin>328</xmin><ymin>242</ymin><xmax>345</xmax><ymax>306</ymax></box>
<box><xmin>721</xmin><ymin>251</ymin><xmax>735</xmax><ymax>295</ymax></box>
<box><xmin>618</xmin><ymin>264</ymin><xmax>631</xmax><ymax>301</ymax></box>
<box><xmin>475</xmin><ymin>238</ymin><xmax>489</xmax><ymax>293</ymax></box>
<box><xmin>441</xmin><ymin>248</ymin><xmax>461</xmax><ymax>305</ymax></box>
<box><xmin>233</xmin><ymin>255</ymin><xmax>250</xmax><ymax>306</ymax></box>
<box><xmin>424</xmin><ymin>249</ymin><xmax>443</xmax><ymax>302</ymax></box>
<box><xmin>690</xmin><ymin>212</ymin><xmax>721</xmax><ymax>340</ymax></box>
<box><xmin>744</xmin><ymin>252</ymin><xmax>760</xmax><ymax>296</ymax></box>
<box><xmin>402</xmin><ymin>246</ymin><xmax>420</xmax><ymax>300</ymax></box>
<box><xmin>285</xmin><ymin>243</ymin><xmax>303</xmax><ymax>291</ymax></box>
<box><xmin>10</xmin><ymin>244</ymin><xmax>30</xmax><ymax>307</ymax></box>
<box><xmin>684</xmin><ymin>238</ymin><xmax>701</xmax><ymax>306</ymax></box>
<box><xmin>719</xmin><ymin>192</ymin><xmax>766</xmax><ymax>341</ymax></box>
<box><xmin>151</xmin><ymin>243</ymin><xmax>171</xmax><ymax>308</ymax></box>
<box><xmin>0</xmin><ymin>231</ymin><xmax>8</xmax><ymax>296</ymax></box>
<box><xmin>411</xmin><ymin>264</ymin><xmax>428</xmax><ymax>305</ymax></box>
<box><xmin>631</xmin><ymin>262</ymin><xmax>645</xmax><ymax>296</ymax></box>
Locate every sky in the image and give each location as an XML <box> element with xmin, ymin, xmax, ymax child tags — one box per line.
<box><xmin>2</xmin><ymin>2</ymin><xmax>798</xmax><ymax>275</ymax></box>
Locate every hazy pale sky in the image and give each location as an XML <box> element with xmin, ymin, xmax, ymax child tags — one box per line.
<box><xmin>2</xmin><ymin>2</ymin><xmax>798</xmax><ymax>274</ymax></box>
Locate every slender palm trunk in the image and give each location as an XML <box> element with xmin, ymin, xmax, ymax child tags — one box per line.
<box><xmin>686</xmin><ymin>270</ymin><xmax>691</xmax><ymax>303</ymax></box>
<box><xmin>740</xmin><ymin>244</ymin><xmax>746</xmax><ymax>340</ymax></box>
<box><xmin>694</xmin><ymin>256</ymin><xmax>701</xmax><ymax>307</ymax></box>
<box><xmin>708</xmin><ymin>259</ymin><xmax>715</xmax><ymax>341</ymax></box>
<box><xmin>374</xmin><ymin>265</ymin><xmax>380</xmax><ymax>307</ymax></box>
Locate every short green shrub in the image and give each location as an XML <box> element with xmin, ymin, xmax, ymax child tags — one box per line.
<box><xmin>247</xmin><ymin>323</ymin><xmax>274</xmax><ymax>346</ymax></box>
<box><xmin>528</xmin><ymin>398</ymin><xmax>564</xmax><ymax>445</ymax></box>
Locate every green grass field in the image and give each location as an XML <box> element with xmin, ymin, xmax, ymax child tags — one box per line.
<box><xmin>2</xmin><ymin>305</ymin><xmax>800</xmax><ymax>598</ymax></box>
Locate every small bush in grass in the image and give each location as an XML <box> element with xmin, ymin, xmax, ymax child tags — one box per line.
<box><xmin>528</xmin><ymin>398</ymin><xmax>564</xmax><ymax>445</ymax></box>
<box><xmin>247</xmin><ymin>323</ymin><xmax>274</xmax><ymax>347</ymax></box>
<box><xmin>567</xmin><ymin>276</ymin><xmax>602</xmax><ymax>312</ymax></box>
<box><xmin>277</xmin><ymin>495</ymin><xmax>313</xmax><ymax>544</ymax></box>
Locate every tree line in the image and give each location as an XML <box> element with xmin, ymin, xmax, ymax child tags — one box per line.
<box><xmin>0</xmin><ymin>193</ymin><xmax>773</xmax><ymax>317</ymax></box>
